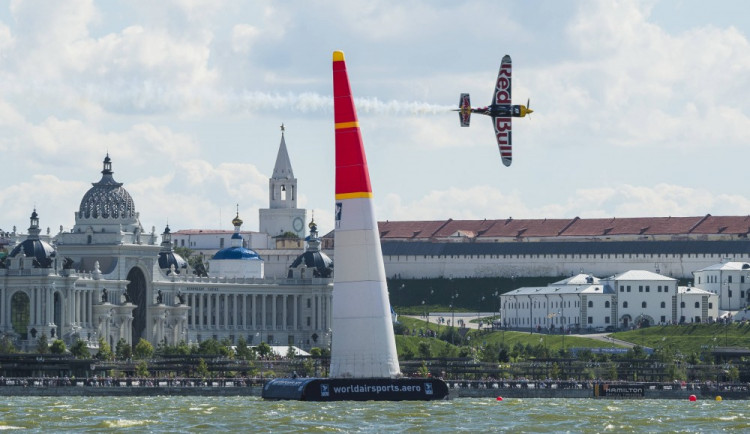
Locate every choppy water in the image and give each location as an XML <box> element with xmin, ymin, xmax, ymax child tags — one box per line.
<box><xmin>0</xmin><ymin>396</ymin><xmax>747</xmax><ymax>432</ymax></box>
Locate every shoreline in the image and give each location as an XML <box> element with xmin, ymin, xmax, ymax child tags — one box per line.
<box><xmin>0</xmin><ymin>379</ymin><xmax>747</xmax><ymax>399</ymax></box>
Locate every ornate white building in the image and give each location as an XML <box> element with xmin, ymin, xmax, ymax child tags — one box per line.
<box><xmin>0</xmin><ymin>154</ymin><xmax>333</xmax><ymax>352</ymax></box>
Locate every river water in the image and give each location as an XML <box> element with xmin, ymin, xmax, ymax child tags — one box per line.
<box><xmin>0</xmin><ymin>396</ymin><xmax>747</xmax><ymax>432</ymax></box>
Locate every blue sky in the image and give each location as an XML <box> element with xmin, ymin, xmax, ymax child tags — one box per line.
<box><xmin>1</xmin><ymin>0</ymin><xmax>749</xmax><ymax>237</ymax></box>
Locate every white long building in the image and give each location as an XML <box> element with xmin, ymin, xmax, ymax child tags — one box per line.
<box><xmin>501</xmin><ymin>270</ymin><xmax>719</xmax><ymax>332</ymax></box>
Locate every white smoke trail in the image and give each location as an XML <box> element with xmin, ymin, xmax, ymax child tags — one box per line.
<box><xmin>2</xmin><ymin>82</ymin><xmax>454</xmax><ymax>116</ymax></box>
<box><xmin>234</xmin><ymin>91</ymin><xmax>452</xmax><ymax>115</ymax></box>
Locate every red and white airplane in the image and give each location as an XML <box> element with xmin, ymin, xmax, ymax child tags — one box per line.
<box><xmin>456</xmin><ymin>55</ymin><xmax>532</xmax><ymax>167</ymax></box>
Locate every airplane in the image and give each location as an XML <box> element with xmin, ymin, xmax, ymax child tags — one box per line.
<box><xmin>456</xmin><ymin>55</ymin><xmax>532</xmax><ymax>167</ymax></box>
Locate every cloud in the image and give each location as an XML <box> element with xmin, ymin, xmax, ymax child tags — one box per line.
<box><xmin>378</xmin><ymin>183</ymin><xmax>750</xmax><ymax>222</ymax></box>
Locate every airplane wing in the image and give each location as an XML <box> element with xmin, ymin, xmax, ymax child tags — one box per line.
<box><xmin>494</xmin><ymin>117</ymin><xmax>512</xmax><ymax>167</ymax></box>
<box><xmin>494</xmin><ymin>55</ymin><xmax>512</xmax><ymax>105</ymax></box>
<box><xmin>458</xmin><ymin>93</ymin><xmax>471</xmax><ymax>127</ymax></box>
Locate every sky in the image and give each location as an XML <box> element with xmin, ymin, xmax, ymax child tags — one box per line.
<box><xmin>1</xmin><ymin>0</ymin><xmax>750</xmax><ymax>238</ymax></box>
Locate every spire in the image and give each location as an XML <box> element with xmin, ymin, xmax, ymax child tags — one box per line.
<box><xmin>272</xmin><ymin>123</ymin><xmax>294</xmax><ymax>180</ymax></box>
<box><xmin>27</xmin><ymin>209</ymin><xmax>41</xmax><ymax>239</ymax></box>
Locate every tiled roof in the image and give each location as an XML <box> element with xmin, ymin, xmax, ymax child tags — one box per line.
<box><xmin>372</xmin><ymin>215</ymin><xmax>750</xmax><ymax>240</ymax></box>
<box><xmin>611</xmin><ymin>270</ymin><xmax>676</xmax><ymax>281</ymax></box>
<box><xmin>172</xmin><ymin>229</ymin><xmax>259</xmax><ymax>235</ymax></box>
<box><xmin>321</xmin><ymin>215</ymin><xmax>750</xmax><ymax>242</ymax></box>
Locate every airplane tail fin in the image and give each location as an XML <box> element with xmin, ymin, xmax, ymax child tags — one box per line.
<box><xmin>458</xmin><ymin>93</ymin><xmax>471</xmax><ymax>127</ymax></box>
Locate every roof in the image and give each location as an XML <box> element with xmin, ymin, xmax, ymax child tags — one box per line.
<box><xmin>611</xmin><ymin>270</ymin><xmax>676</xmax><ymax>281</ymax></box>
<box><xmin>677</xmin><ymin>286</ymin><xmax>714</xmax><ymax>295</ymax></box>
<box><xmin>272</xmin><ymin>133</ymin><xmax>294</xmax><ymax>179</ymax></box>
<box><xmin>504</xmin><ymin>284</ymin><xmax>609</xmax><ymax>296</ymax></box>
<box><xmin>364</xmin><ymin>215</ymin><xmax>750</xmax><ymax>241</ymax></box>
<box><xmin>212</xmin><ymin>246</ymin><xmax>262</xmax><ymax>260</ymax></box>
<box><xmin>172</xmin><ymin>230</ymin><xmax>260</xmax><ymax>236</ymax></box>
<box><xmin>694</xmin><ymin>261</ymin><xmax>750</xmax><ymax>272</ymax></box>
<box><xmin>552</xmin><ymin>274</ymin><xmax>600</xmax><ymax>285</ymax></box>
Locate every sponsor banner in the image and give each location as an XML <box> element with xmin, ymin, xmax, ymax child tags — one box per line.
<box><xmin>595</xmin><ymin>383</ymin><xmax>645</xmax><ymax>398</ymax></box>
<box><xmin>262</xmin><ymin>377</ymin><xmax>448</xmax><ymax>401</ymax></box>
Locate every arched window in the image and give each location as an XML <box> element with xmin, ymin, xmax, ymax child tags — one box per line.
<box><xmin>641</xmin><ymin>301</ymin><xmax>647</xmax><ymax>308</ymax></box>
<box><xmin>660</xmin><ymin>301</ymin><xmax>666</xmax><ymax>308</ymax></box>
<box><xmin>623</xmin><ymin>301</ymin><xmax>628</xmax><ymax>308</ymax></box>
<box><xmin>588</xmin><ymin>300</ymin><xmax>593</xmax><ymax>308</ymax></box>
<box><xmin>605</xmin><ymin>301</ymin><xmax>610</xmax><ymax>308</ymax></box>
<box><xmin>11</xmin><ymin>292</ymin><xmax>30</xmax><ymax>340</ymax></box>
<box><xmin>695</xmin><ymin>302</ymin><xmax>700</xmax><ymax>308</ymax></box>
<box><xmin>680</xmin><ymin>301</ymin><xmax>685</xmax><ymax>308</ymax></box>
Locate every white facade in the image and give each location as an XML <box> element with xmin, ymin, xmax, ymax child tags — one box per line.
<box><xmin>692</xmin><ymin>261</ymin><xmax>750</xmax><ymax>311</ymax></box>
<box><xmin>501</xmin><ymin>271</ymin><xmax>719</xmax><ymax>332</ymax></box>
<box><xmin>0</xmin><ymin>155</ymin><xmax>332</xmax><ymax>352</ymax></box>
<box><xmin>171</xmin><ymin>230</ymin><xmax>270</xmax><ymax>252</ymax></box>
<box><xmin>380</xmin><ymin>250</ymin><xmax>749</xmax><ymax>280</ymax></box>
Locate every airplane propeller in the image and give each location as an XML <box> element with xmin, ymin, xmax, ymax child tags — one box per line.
<box><xmin>525</xmin><ymin>98</ymin><xmax>534</xmax><ymax>117</ymax></box>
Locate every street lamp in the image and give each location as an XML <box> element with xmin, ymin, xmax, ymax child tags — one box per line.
<box><xmin>477</xmin><ymin>296</ymin><xmax>485</xmax><ymax>330</ymax></box>
<box><xmin>450</xmin><ymin>292</ymin><xmax>458</xmax><ymax>345</ymax></box>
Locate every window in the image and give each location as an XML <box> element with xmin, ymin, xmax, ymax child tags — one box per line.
<box><xmin>646</xmin><ymin>286</ymin><xmax>650</xmax><ymax>293</ymax></box>
<box><xmin>657</xmin><ymin>286</ymin><xmax>662</xmax><ymax>292</ymax></box>
<box><xmin>661</xmin><ymin>315</ymin><xmax>666</xmax><ymax>323</ymax></box>
<box><xmin>680</xmin><ymin>301</ymin><xmax>685</xmax><ymax>308</ymax></box>
<box><xmin>709</xmin><ymin>303</ymin><xmax>713</xmax><ymax>308</ymax></box>
<box><xmin>695</xmin><ymin>302</ymin><xmax>700</xmax><ymax>308</ymax></box>
<box><xmin>729</xmin><ymin>290</ymin><xmax>733</xmax><ymax>298</ymax></box>
<box><xmin>728</xmin><ymin>276</ymin><xmax>733</xmax><ymax>283</ymax></box>
<box><xmin>639</xmin><ymin>286</ymin><xmax>643</xmax><ymax>293</ymax></box>
<box><xmin>641</xmin><ymin>301</ymin><xmax>647</xmax><ymax>308</ymax></box>
<box><xmin>620</xmin><ymin>286</ymin><xmax>624</xmax><ymax>293</ymax></box>
<box><xmin>588</xmin><ymin>301</ymin><xmax>593</xmax><ymax>308</ymax></box>
<box><xmin>627</xmin><ymin>286</ymin><xmax>631</xmax><ymax>292</ymax></box>
<box><xmin>660</xmin><ymin>302</ymin><xmax>666</xmax><ymax>308</ymax></box>
<box><xmin>623</xmin><ymin>301</ymin><xmax>628</xmax><ymax>308</ymax></box>
<box><xmin>605</xmin><ymin>301</ymin><xmax>610</xmax><ymax>308</ymax></box>
<box><xmin>220</xmin><ymin>238</ymin><xmax>225</xmax><ymax>248</ymax></box>
<box><xmin>605</xmin><ymin>316</ymin><xmax>610</xmax><ymax>324</ymax></box>
<box><xmin>587</xmin><ymin>317</ymin><xmax>593</xmax><ymax>324</ymax></box>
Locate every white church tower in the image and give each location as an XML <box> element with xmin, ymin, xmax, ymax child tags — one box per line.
<box><xmin>259</xmin><ymin>124</ymin><xmax>307</xmax><ymax>241</ymax></box>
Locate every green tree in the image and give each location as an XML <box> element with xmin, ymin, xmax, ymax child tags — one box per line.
<box><xmin>256</xmin><ymin>341</ymin><xmax>272</xmax><ymax>358</ymax></box>
<box><xmin>96</xmin><ymin>337</ymin><xmax>113</xmax><ymax>360</ymax></box>
<box><xmin>37</xmin><ymin>333</ymin><xmax>49</xmax><ymax>354</ymax></box>
<box><xmin>550</xmin><ymin>362</ymin><xmax>561</xmax><ymax>380</ymax></box>
<box><xmin>286</xmin><ymin>345</ymin><xmax>297</xmax><ymax>359</ymax></box>
<box><xmin>194</xmin><ymin>338</ymin><xmax>232</xmax><ymax>358</ymax></box>
<box><xmin>310</xmin><ymin>347</ymin><xmax>323</xmax><ymax>358</ymax></box>
<box><xmin>70</xmin><ymin>338</ymin><xmax>90</xmax><ymax>359</ymax></box>
<box><xmin>0</xmin><ymin>335</ymin><xmax>17</xmax><ymax>354</ymax></box>
<box><xmin>236</xmin><ymin>337</ymin><xmax>256</xmax><ymax>360</ymax></box>
<box><xmin>135</xmin><ymin>360</ymin><xmax>149</xmax><ymax>377</ymax></box>
<box><xmin>115</xmin><ymin>338</ymin><xmax>132</xmax><ymax>360</ymax></box>
<box><xmin>417</xmin><ymin>341</ymin><xmax>432</xmax><ymax>359</ymax></box>
<box><xmin>133</xmin><ymin>338</ymin><xmax>154</xmax><ymax>359</ymax></box>
<box><xmin>50</xmin><ymin>339</ymin><xmax>66</xmax><ymax>354</ymax></box>
<box><xmin>196</xmin><ymin>358</ymin><xmax>210</xmax><ymax>378</ymax></box>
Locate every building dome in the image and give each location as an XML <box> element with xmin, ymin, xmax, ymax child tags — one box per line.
<box><xmin>158</xmin><ymin>251</ymin><xmax>188</xmax><ymax>271</ymax></box>
<box><xmin>158</xmin><ymin>225</ymin><xmax>187</xmax><ymax>273</ymax></box>
<box><xmin>290</xmin><ymin>218</ymin><xmax>332</xmax><ymax>277</ymax></box>
<box><xmin>9</xmin><ymin>210</ymin><xmax>56</xmax><ymax>268</ymax></box>
<box><xmin>212</xmin><ymin>246</ymin><xmax>262</xmax><ymax>261</ymax></box>
<box><xmin>290</xmin><ymin>250</ymin><xmax>333</xmax><ymax>277</ymax></box>
<box><xmin>78</xmin><ymin>154</ymin><xmax>136</xmax><ymax>220</ymax></box>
